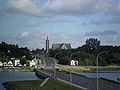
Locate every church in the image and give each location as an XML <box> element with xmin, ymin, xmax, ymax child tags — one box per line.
<box><xmin>52</xmin><ymin>43</ymin><xmax>71</xmax><ymax>50</ymax></box>
<box><xmin>45</xmin><ymin>36</ymin><xmax>71</xmax><ymax>52</ymax></box>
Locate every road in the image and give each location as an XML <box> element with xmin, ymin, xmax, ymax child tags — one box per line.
<box><xmin>44</xmin><ymin>55</ymin><xmax>56</xmax><ymax>69</ymax></box>
<box><xmin>41</xmin><ymin>55</ymin><xmax>120</xmax><ymax>90</ymax></box>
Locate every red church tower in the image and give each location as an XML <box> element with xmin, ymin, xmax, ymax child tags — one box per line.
<box><xmin>46</xmin><ymin>36</ymin><xmax>49</xmax><ymax>53</ymax></box>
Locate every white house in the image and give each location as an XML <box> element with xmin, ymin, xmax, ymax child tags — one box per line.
<box><xmin>33</xmin><ymin>57</ymin><xmax>41</xmax><ymax>65</ymax></box>
<box><xmin>7</xmin><ymin>61</ymin><xmax>13</xmax><ymax>67</ymax></box>
<box><xmin>14</xmin><ymin>59</ymin><xmax>21</xmax><ymax>66</ymax></box>
<box><xmin>29</xmin><ymin>60</ymin><xmax>36</xmax><ymax>67</ymax></box>
<box><xmin>70</xmin><ymin>60</ymin><xmax>78</xmax><ymax>66</ymax></box>
<box><xmin>3</xmin><ymin>62</ymin><xmax>7</xmax><ymax>66</ymax></box>
<box><xmin>0</xmin><ymin>61</ymin><xmax>3</xmax><ymax>66</ymax></box>
<box><xmin>29</xmin><ymin>57</ymin><xmax>42</xmax><ymax>67</ymax></box>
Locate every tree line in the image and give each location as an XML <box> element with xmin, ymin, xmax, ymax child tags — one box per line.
<box><xmin>0</xmin><ymin>39</ymin><xmax>120</xmax><ymax>66</ymax></box>
<box><xmin>49</xmin><ymin>38</ymin><xmax>120</xmax><ymax>66</ymax></box>
<box><xmin>0</xmin><ymin>42</ymin><xmax>33</xmax><ymax>65</ymax></box>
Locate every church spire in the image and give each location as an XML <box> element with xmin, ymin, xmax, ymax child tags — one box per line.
<box><xmin>46</xmin><ymin>36</ymin><xmax>49</xmax><ymax>54</ymax></box>
<box><xmin>47</xmin><ymin>36</ymin><xmax>48</xmax><ymax>40</ymax></box>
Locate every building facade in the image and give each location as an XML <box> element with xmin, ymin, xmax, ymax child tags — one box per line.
<box><xmin>70</xmin><ymin>60</ymin><xmax>78</xmax><ymax>66</ymax></box>
<box><xmin>14</xmin><ymin>59</ymin><xmax>21</xmax><ymax>66</ymax></box>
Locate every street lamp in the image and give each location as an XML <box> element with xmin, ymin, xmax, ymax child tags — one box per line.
<box><xmin>70</xmin><ymin>51</ymin><xmax>80</xmax><ymax>86</ymax></box>
<box><xmin>54</xmin><ymin>52</ymin><xmax>63</xmax><ymax>59</ymax></box>
<box><xmin>96</xmin><ymin>51</ymin><xmax>109</xmax><ymax>90</ymax></box>
<box><xmin>54</xmin><ymin>52</ymin><xmax>63</xmax><ymax>79</ymax></box>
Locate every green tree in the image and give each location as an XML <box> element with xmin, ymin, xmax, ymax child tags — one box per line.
<box><xmin>58</xmin><ymin>56</ymin><xmax>70</xmax><ymax>65</ymax></box>
<box><xmin>0</xmin><ymin>52</ymin><xmax>9</xmax><ymax>63</ymax></box>
<box><xmin>20</xmin><ymin>57</ymin><xmax>27</xmax><ymax>66</ymax></box>
<box><xmin>86</xmin><ymin>38</ymin><xmax>100</xmax><ymax>54</ymax></box>
<box><xmin>111</xmin><ymin>53</ymin><xmax>120</xmax><ymax>65</ymax></box>
<box><xmin>26</xmin><ymin>60</ymin><xmax>30</xmax><ymax>66</ymax></box>
<box><xmin>85</xmin><ymin>59</ymin><xmax>94</xmax><ymax>66</ymax></box>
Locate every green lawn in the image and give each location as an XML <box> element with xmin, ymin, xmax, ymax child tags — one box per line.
<box><xmin>56</xmin><ymin>65</ymin><xmax>120</xmax><ymax>71</ymax></box>
<box><xmin>99</xmin><ymin>78</ymin><xmax>120</xmax><ymax>86</ymax></box>
<box><xmin>3</xmin><ymin>78</ymin><xmax>83</xmax><ymax>90</ymax></box>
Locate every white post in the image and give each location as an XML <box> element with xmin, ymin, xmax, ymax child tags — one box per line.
<box><xmin>70</xmin><ymin>51</ymin><xmax>80</xmax><ymax>86</ymax></box>
<box><xmin>96</xmin><ymin>57</ymin><xmax>98</xmax><ymax>90</ymax></box>
<box><xmin>54</xmin><ymin>68</ymin><xmax>56</xmax><ymax>79</ymax></box>
<box><xmin>54</xmin><ymin>52</ymin><xmax>62</xmax><ymax>80</ymax></box>
<box><xmin>70</xmin><ymin>70</ymin><xmax>72</xmax><ymax>87</ymax></box>
<box><xmin>96</xmin><ymin>51</ymin><xmax>108</xmax><ymax>90</ymax></box>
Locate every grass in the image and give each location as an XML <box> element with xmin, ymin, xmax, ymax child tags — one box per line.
<box><xmin>3</xmin><ymin>79</ymin><xmax>44</xmax><ymax>90</ymax></box>
<box><xmin>99</xmin><ymin>78</ymin><xmax>120</xmax><ymax>86</ymax></box>
<box><xmin>3</xmin><ymin>78</ymin><xmax>83</xmax><ymax>90</ymax></box>
<box><xmin>19</xmin><ymin>67</ymin><xmax>35</xmax><ymax>72</ymax></box>
<box><xmin>43</xmin><ymin>78</ymin><xmax>83</xmax><ymax>90</ymax></box>
<box><xmin>56</xmin><ymin>64</ymin><xmax>120</xmax><ymax>71</ymax></box>
<box><xmin>0</xmin><ymin>67</ymin><xmax>36</xmax><ymax>72</ymax></box>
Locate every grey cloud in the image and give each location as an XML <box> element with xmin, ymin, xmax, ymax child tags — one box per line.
<box><xmin>85</xmin><ymin>30</ymin><xmax>120</xmax><ymax>46</ymax></box>
<box><xmin>107</xmin><ymin>17</ymin><xmax>120</xmax><ymax>24</ymax></box>
<box><xmin>27</xmin><ymin>19</ymin><xmax>76</xmax><ymax>27</ymax></box>
<box><xmin>0</xmin><ymin>0</ymin><xmax>120</xmax><ymax>18</ymax></box>
<box><xmin>99</xmin><ymin>34</ymin><xmax>120</xmax><ymax>45</ymax></box>
<box><xmin>82</xmin><ymin>17</ymin><xmax>120</xmax><ymax>25</ymax></box>
<box><xmin>85</xmin><ymin>30</ymin><xmax>117</xmax><ymax>36</ymax></box>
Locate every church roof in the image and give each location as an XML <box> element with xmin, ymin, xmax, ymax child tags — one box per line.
<box><xmin>52</xmin><ymin>43</ymin><xmax>71</xmax><ymax>49</ymax></box>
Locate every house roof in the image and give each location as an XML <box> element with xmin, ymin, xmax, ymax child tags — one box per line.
<box><xmin>52</xmin><ymin>43</ymin><xmax>71</xmax><ymax>49</ymax></box>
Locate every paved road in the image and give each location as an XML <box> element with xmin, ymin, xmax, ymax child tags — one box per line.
<box><xmin>41</xmin><ymin>55</ymin><xmax>120</xmax><ymax>90</ymax></box>
<box><xmin>45</xmin><ymin>56</ymin><xmax>55</xmax><ymax>66</ymax></box>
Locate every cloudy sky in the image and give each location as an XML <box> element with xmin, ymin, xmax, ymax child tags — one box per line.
<box><xmin>0</xmin><ymin>0</ymin><xmax>120</xmax><ymax>49</ymax></box>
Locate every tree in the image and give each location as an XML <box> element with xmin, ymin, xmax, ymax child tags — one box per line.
<box><xmin>86</xmin><ymin>38</ymin><xmax>100</xmax><ymax>54</ymax></box>
<box><xmin>26</xmin><ymin>60</ymin><xmax>30</xmax><ymax>66</ymax></box>
<box><xmin>58</xmin><ymin>56</ymin><xmax>70</xmax><ymax>65</ymax></box>
<box><xmin>85</xmin><ymin>59</ymin><xmax>94</xmax><ymax>66</ymax></box>
<box><xmin>20</xmin><ymin>57</ymin><xmax>27</xmax><ymax>66</ymax></box>
<box><xmin>0</xmin><ymin>52</ymin><xmax>9</xmax><ymax>63</ymax></box>
<box><xmin>111</xmin><ymin>53</ymin><xmax>120</xmax><ymax>65</ymax></box>
<box><xmin>32</xmin><ymin>48</ymin><xmax>42</xmax><ymax>54</ymax></box>
<box><xmin>0</xmin><ymin>41</ymin><xmax>31</xmax><ymax>60</ymax></box>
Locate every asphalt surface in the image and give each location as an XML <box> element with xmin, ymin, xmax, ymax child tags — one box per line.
<box><xmin>41</xmin><ymin>55</ymin><xmax>120</xmax><ymax>90</ymax></box>
<box><xmin>44</xmin><ymin>55</ymin><xmax>56</xmax><ymax>69</ymax></box>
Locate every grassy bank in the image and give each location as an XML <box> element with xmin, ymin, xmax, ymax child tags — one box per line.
<box><xmin>0</xmin><ymin>67</ymin><xmax>35</xmax><ymax>72</ymax></box>
<box><xmin>99</xmin><ymin>78</ymin><xmax>120</xmax><ymax>86</ymax></box>
<box><xmin>2</xmin><ymin>78</ymin><xmax>83</xmax><ymax>90</ymax></box>
<box><xmin>56</xmin><ymin>65</ymin><xmax>120</xmax><ymax>71</ymax></box>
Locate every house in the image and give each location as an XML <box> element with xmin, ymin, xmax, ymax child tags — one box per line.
<box><xmin>3</xmin><ymin>62</ymin><xmax>7</xmax><ymax>66</ymax></box>
<box><xmin>29</xmin><ymin>60</ymin><xmax>36</xmax><ymax>67</ymax></box>
<box><xmin>34</xmin><ymin>57</ymin><xmax>42</xmax><ymax>64</ymax></box>
<box><xmin>70</xmin><ymin>60</ymin><xmax>78</xmax><ymax>66</ymax></box>
<box><xmin>14</xmin><ymin>59</ymin><xmax>22</xmax><ymax>66</ymax></box>
<box><xmin>29</xmin><ymin>57</ymin><xmax>42</xmax><ymax>67</ymax></box>
<box><xmin>52</xmin><ymin>43</ymin><xmax>71</xmax><ymax>50</ymax></box>
<box><xmin>0</xmin><ymin>61</ymin><xmax>3</xmax><ymax>66</ymax></box>
<box><xmin>7</xmin><ymin>61</ymin><xmax>13</xmax><ymax>67</ymax></box>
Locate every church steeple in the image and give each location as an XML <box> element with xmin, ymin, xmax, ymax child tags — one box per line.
<box><xmin>47</xmin><ymin>36</ymin><xmax>48</xmax><ymax>40</ymax></box>
<box><xmin>46</xmin><ymin>36</ymin><xmax>49</xmax><ymax>54</ymax></box>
